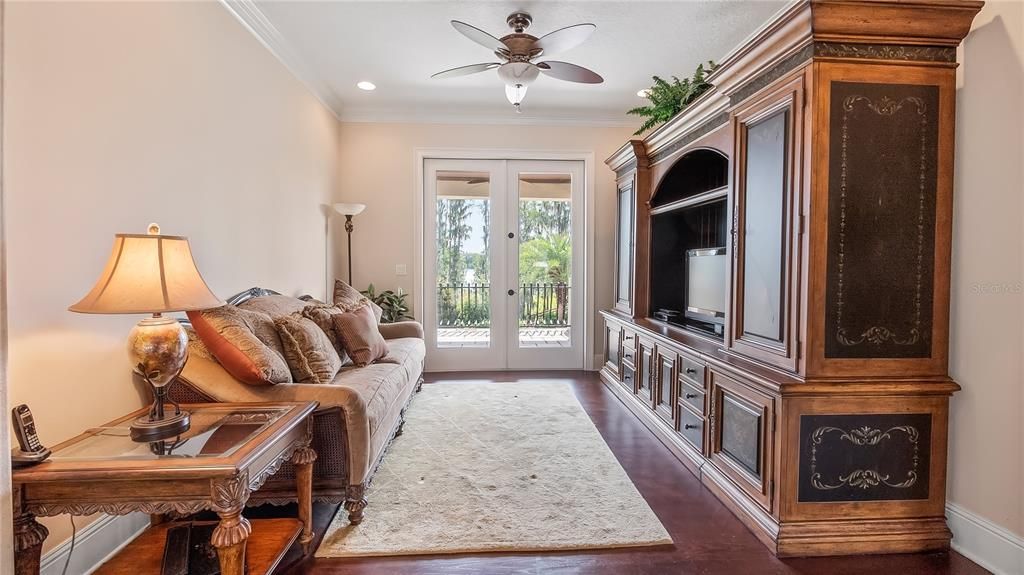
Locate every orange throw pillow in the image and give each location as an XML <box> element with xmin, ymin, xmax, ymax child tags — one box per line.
<box><xmin>187</xmin><ymin>307</ymin><xmax>291</xmax><ymax>386</ymax></box>
<box><xmin>332</xmin><ymin>304</ymin><xmax>389</xmax><ymax>367</ymax></box>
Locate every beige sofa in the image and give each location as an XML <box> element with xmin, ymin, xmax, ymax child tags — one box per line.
<box><xmin>169</xmin><ymin>288</ymin><xmax>425</xmax><ymax>524</ymax></box>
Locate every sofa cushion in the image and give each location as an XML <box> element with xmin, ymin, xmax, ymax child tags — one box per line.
<box><xmin>187</xmin><ymin>306</ymin><xmax>291</xmax><ymax>386</ymax></box>
<box><xmin>333</xmin><ymin>279</ymin><xmax>383</xmax><ymax>322</ymax></box>
<box><xmin>300</xmin><ymin>303</ymin><xmax>349</xmax><ymax>364</ymax></box>
<box><xmin>274</xmin><ymin>314</ymin><xmax>343</xmax><ymax>384</ymax></box>
<box><xmin>238</xmin><ymin>294</ymin><xmax>308</xmax><ymax>318</ymax></box>
<box><xmin>333</xmin><ymin>304</ymin><xmax>389</xmax><ymax>366</ymax></box>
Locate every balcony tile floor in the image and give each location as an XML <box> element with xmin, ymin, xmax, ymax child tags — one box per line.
<box><xmin>437</xmin><ymin>327</ymin><xmax>570</xmax><ymax>348</ymax></box>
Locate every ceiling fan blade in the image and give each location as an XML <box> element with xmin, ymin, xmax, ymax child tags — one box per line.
<box><xmin>431</xmin><ymin>63</ymin><xmax>500</xmax><ymax>79</ymax></box>
<box><xmin>537</xmin><ymin>61</ymin><xmax>604</xmax><ymax>84</ymax></box>
<box><xmin>451</xmin><ymin>20</ymin><xmax>508</xmax><ymax>53</ymax></box>
<box><xmin>533</xmin><ymin>23</ymin><xmax>596</xmax><ymax>55</ymax></box>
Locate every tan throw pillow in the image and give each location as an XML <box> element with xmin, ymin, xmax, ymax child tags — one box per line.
<box><xmin>333</xmin><ymin>279</ymin><xmax>383</xmax><ymax>323</ymax></box>
<box><xmin>300</xmin><ymin>304</ymin><xmax>350</xmax><ymax>364</ymax></box>
<box><xmin>187</xmin><ymin>306</ymin><xmax>291</xmax><ymax>386</ymax></box>
<box><xmin>332</xmin><ymin>304</ymin><xmax>389</xmax><ymax>367</ymax></box>
<box><xmin>274</xmin><ymin>315</ymin><xmax>343</xmax><ymax>384</ymax></box>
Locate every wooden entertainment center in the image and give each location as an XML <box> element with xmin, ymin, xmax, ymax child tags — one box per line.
<box><xmin>600</xmin><ymin>0</ymin><xmax>983</xmax><ymax>557</ymax></box>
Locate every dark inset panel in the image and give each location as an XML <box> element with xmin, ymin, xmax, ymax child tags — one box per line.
<box><xmin>721</xmin><ymin>395</ymin><xmax>763</xmax><ymax>478</ymax></box>
<box><xmin>825</xmin><ymin>81</ymin><xmax>939</xmax><ymax>358</ymax></box>
<box><xmin>798</xmin><ymin>413</ymin><xmax>931</xmax><ymax>502</ymax></box>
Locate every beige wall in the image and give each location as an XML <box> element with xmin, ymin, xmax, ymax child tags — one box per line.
<box><xmin>333</xmin><ymin>122</ymin><xmax>634</xmax><ymax>362</ymax></box>
<box><xmin>4</xmin><ymin>1</ymin><xmax>340</xmax><ymax>550</ymax></box>
<box><xmin>948</xmin><ymin>0</ymin><xmax>1024</xmax><ymax>539</ymax></box>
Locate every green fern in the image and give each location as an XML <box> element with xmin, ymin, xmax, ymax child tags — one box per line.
<box><xmin>627</xmin><ymin>61</ymin><xmax>718</xmax><ymax>136</ymax></box>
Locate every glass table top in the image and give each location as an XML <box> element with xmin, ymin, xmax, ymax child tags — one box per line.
<box><xmin>51</xmin><ymin>405</ymin><xmax>291</xmax><ymax>462</ymax></box>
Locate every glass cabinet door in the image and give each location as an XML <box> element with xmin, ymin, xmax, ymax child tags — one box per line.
<box><xmin>728</xmin><ymin>75</ymin><xmax>803</xmax><ymax>372</ymax></box>
<box><xmin>614</xmin><ymin>179</ymin><xmax>635</xmax><ymax>313</ymax></box>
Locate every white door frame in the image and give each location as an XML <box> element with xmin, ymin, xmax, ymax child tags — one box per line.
<box><xmin>414</xmin><ymin>148</ymin><xmax>596</xmax><ymax>372</ymax></box>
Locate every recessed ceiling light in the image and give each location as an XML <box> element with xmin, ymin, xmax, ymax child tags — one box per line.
<box><xmin>637</xmin><ymin>89</ymin><xmax>650</xmax><ymax>98</ymax></box>
<box><xmin>357</xmin><ymin>81</ymin><xmax>376</xmax><ymax>91</ymax></box>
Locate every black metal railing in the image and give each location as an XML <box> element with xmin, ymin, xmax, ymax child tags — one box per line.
<box><xmin>437</xmin><ymin>283</ymin><xmax>570</xmax><ymax>328</ymax></box>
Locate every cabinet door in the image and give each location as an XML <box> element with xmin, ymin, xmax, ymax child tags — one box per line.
<box><xmin>728</xmin><ymin>74</ymin><xmax>804</xmax><ymax>373</ymax></box>
<box><xmin>654</xmin><ymin>347</ymin><xmax>677</xmax><ymax>423</ymax></box>
<box><xmin>614</xmin><ymin>178</ymin><xmax>636</xmax><ymax>313</ymax></box>
<box><xmin>637</xmin><ymin>339</ymin><xmax>655</xmax><ymax>404</ymax></box>
<box><xmin>605</xmin><ymin>324</ymin><xmax>621</xmax><ymax>372</ymax></box>
<box><xmin>709</xmin><ymin>370</ymin><xmax>775</xmax><ymax>512</ymax></box>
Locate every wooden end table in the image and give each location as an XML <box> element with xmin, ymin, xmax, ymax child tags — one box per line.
<box><xmin>12</xmin><ymin>401</ymin><xmax>319</xmax><ymax>575</ymax></box>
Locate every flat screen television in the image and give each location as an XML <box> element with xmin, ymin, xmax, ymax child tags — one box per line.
<box><xmin>685</xmin><ymin>247</ymin><xmax>727</xmax><ymax>332</ymax></box>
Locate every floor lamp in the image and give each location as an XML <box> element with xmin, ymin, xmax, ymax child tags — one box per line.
<box><xmin>334</xmin><ymin>203</ymin><xmax>366</xmax><ymax>285</ymax></box>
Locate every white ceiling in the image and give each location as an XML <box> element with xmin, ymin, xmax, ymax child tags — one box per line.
<box><xmin>243</xmin><ymin>0</ymin><xmax>788</xmax><ymax>126</ymax></box>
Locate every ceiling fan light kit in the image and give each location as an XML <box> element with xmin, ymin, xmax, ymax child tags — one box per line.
<box><xmin>432</xmin><ymin>11</ymin><xmax>603</xmax><ymax>111</ymax></box>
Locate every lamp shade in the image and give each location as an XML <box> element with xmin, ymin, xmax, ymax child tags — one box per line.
<box><xmin>69</xmin><ymin>226</ymin><xmax>223</xmax><ymax>314</ymax></box>
<box><xmin>333</xmin><ymin>203</ymin><xmax>366</xmax><ymax>216</ymax></box>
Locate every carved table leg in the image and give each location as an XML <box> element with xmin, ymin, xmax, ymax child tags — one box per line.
<box><xmin>212</xmin><ymin>472</ymin><xmax>252</xmax><ymax>575</ymax></box>
<box><xmin>13</xmin><ymin>513</ymin><xmax>48</xmax><ymax>575</ymax></box>
<box><xmin>292</xmin><ymin>444</ymin><xmax>317</xmax><ymax>554</ymax></box>
<box><xmin>344</xmin><ymin>483</ymin><xmax>368</xmax><ymax>525</ymax></box>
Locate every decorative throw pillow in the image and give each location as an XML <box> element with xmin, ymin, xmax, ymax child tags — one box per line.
<box><xmin>274</xmin><ymin>315</ymin><xmax>343</xmax><ymax>384</ymax></box>
<box><xmin>187</xmin><ymin>306</ymin><xmax>291</xmax><ymax>386</ymax></box>
<box><xmin>332</xmin><ymin>304</ymin><xmax>389</xmax><ymax>367</ymax></box>
<box><xmin>333</xmin><ymin>279</ymin><xmax>383</xmax><ymax>323</ymax></box>
<box><xmin>300</xmin><ymin>304</ymin><xmax>350</xmax><ymax>364</ymax></box>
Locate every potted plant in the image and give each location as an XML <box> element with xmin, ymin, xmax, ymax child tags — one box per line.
<box><xmin>628</xmin><ymin>61</ymin><xmax>718</xmax><ymax>136</ymax></box>
<box><xmin>361</xmin><ymin>284</ymin><xmax>413</xmax><ymax>323</ymax></box>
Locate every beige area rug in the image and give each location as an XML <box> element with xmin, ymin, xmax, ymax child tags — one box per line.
<box><xmin>316</xmin><ymin>382</ymin><xmax>672</xmax><ymax>557</ymax></box>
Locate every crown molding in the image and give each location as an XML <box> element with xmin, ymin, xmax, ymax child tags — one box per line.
<box><xmin>337</xmin><ymin>107</ymin><xmax>637</xmax><ymax>128</ymax></box>
<box><xmin>218</xmin><ymin>0</ymin><xmax>343</xmax><ymax>119</ymax></box>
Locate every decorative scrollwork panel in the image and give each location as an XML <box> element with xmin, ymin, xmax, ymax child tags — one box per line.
<box><xmin>798</xmin><ymin>413</ymin><xmax>931</xmax><ymax>502</ymax></box>
<box><xmin>824</xmin><ymin>81</ymin><xmax>939</xmax><ymax>359</ymax></box>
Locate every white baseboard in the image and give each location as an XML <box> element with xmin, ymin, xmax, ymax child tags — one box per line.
<box><xmin>40</xmin><ymin>513</ymin><xmax>149</xmax><ymax>575</ymax></box>
<box><xmin>947</xmin><ymin>502</ymin><xmax>1024</xmax><ymax>575</ymax></box>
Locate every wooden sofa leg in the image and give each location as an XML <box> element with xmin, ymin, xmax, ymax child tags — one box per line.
<box><xmin>344</xmin><ymin>484</ymin><xmax>368</xmax><ymax>525</ymax></box>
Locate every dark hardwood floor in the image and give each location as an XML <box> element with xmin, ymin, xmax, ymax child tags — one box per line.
<box><xmin>282</xmin><ymin>371</ymin><xmax>987</xmax><ymax>575</ymax></box>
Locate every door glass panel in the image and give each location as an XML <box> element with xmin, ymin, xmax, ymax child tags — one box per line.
<box><xmin>617</xmin><ymin>186</ymin><xmax>634</xmax><ymax>305</ymax></box>
<box><xmin>741</xmin><ymin>110</ymin><xmax>788</xmax><ymax>342</ymax></box>
<box><xmin>435</xmin><ymin>171</ymin><xmax>491</xmax><ymax>348</ymax></box>
<box><xmin>517</xmin><ymin>172</ymin><xmax>571</xmax><ymax>348</ymax></box>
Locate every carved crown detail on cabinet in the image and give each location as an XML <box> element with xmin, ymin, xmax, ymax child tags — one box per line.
<box><xmin>600</xmin><ymin>0</ymin><xmax>981</xmax><ymax>559</ymax></box>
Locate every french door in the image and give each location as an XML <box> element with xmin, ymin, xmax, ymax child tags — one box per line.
<box><xmin>423</xmin><ymin>158</ymin><xmax>585</xmax><ymax>371</ymax></box>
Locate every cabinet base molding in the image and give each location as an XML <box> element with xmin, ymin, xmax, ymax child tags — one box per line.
<box><xmin>775</xmin><ymin>517</ymin><xmax>952</xmax><ymax>557</ymax></box>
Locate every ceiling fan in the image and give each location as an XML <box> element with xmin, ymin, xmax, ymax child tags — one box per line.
<box><xmin>431</xmin><ymin>12</ymin><xmax>604</xmax><ymax>112</ymax></box>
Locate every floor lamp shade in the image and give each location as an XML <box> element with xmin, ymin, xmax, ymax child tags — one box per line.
<box><xmin>69</xmin><ymin>225</ymin><xmax>223</xmax><ymax>440</ymax></box>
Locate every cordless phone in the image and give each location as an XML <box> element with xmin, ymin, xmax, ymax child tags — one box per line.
<box><xmin>11</xmin><ymin>404</ymin><xmax>50</xmax><ymax>468</ymax></box>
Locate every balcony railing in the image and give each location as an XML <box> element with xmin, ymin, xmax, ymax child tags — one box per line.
<box><xmin>438</xmin><ymin>283</ymin><xmax>570</xmax><ymax>328</ymax></box>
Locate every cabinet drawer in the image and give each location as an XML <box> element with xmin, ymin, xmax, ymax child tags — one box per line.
<box><xmin>679</xmin><ymin>379</ymin><xmax>706</xmax><ymax>414</ymax></box>
<box><xmin>621</xmin><ymin>364</ymin><xmax>636</xmax><ymax>393</ymax></box>
<box><xmin>679</xmin><ymin>355</ymin><xmax>706</xmax><ymax>388</ymax></box>
<box><xmin>621</xmin><ymin>332</ymin><xmax>637</xmax><ymax>364</ymax></box>
<box><xmin>677</xmin><ymin>404</ymin><xmax>704</xmax><ymax>453</ymax></box>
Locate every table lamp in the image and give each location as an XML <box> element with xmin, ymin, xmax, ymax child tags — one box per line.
<box><xmin>69</xmin><ymin>224</ymin><xmax>223</xmax><ymax>441</ymax></box>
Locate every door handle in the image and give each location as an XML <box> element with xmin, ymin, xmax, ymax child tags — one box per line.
<box><xmin>508</xmin><ymin>289</ymin><xmax>515</xmax><ymax>296</ymax></box>
<box><xmin>508</xmin><ymin>232</ymin><xmax>515</xmax><ymax>239</ymax></box>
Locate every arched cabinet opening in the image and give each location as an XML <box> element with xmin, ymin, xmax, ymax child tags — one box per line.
<box><xmin>649</xmin><ymin>148</ymin><xmax>729</xmax><ymax>338</ymax></box>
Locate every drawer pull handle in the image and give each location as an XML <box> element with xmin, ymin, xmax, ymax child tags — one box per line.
<box><xmin>684</xmin><ymin>424</ymin><xmax>699</xmax><ymax>430</ymax></box>
<box><xmin>685</xmin><ymin>368</ymin><xmax>697</xmax><ymax>375</ymax></box>
<box><xmin>685</xmin><ymin>393</ymin><xmax>697</xmax><ymax>399</ymax></box>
